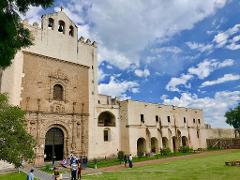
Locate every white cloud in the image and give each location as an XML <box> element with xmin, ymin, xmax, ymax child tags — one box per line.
<box><xmin>98</xmin><ymin>76</ymin><xmax>139</xmax><ymax>98</ymax></box>
<box><xmin>151</xmin><ymin>46</ymin><xmax>182</xmax><ymax>54</ymax></box>
<box><xmin>166</xmin><ymin>74</ymin><xmax>193</xmax><ymax>92</ymax></box>
<box><xmin>98</xmin><ymin>68</ymin><xmax>108</xmax><ymax>82</ymax></box>
<box><xmin>188</xmin><ymin>59</ymin><xmax>234</xmax><ymax>79</ymax></box>
<box><xmin>201</xmin><ymin>74</ymin><xmax>240</xmax><ymax>88</ymax></box>
<box><xmin>20</xmin><ymin>6</ymin><xmax>43</xmax><ymax>25</ymax></box>
<box><xmin>163</xmin><ymin>91</ymin><xmax>240</xmax><ymax>128</ymax></box>
<box><xmin>134</xmin><ymin>68</ymin><xmax>150</xmax><ymax>78</ymax></box>
<box><xmin>213</xmin><ymin>23</ymin><xmax>240</xmax><ymax>50</ymax></box>
<box><xmin>186</xmin><ymin>42</ymin><xmax>213</xmax><ymax>52</ymax></box>
<box><xmin>166</xmin><ymin>59</ymin><xmax>234</xmax><ymax>92</ymax></box>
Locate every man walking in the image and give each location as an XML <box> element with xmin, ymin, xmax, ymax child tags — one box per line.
<box><xmin>26</xmin><ymin>169</ymin><xmax>34</xmax><ymax>180</ymax></box>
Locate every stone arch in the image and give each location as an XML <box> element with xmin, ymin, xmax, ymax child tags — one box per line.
<box><xmin>172</xmin><ymin>136</ymin><xmax>177</xmax><ymax>152</ymax></box>
<box><xmin>137</xmin><ymin>137</ymin><xmax>146</xmax><ymax>156</ymax></box>
<box><xmin>98</xmin><ymin>111</ymin><xmax>116</xmax><ymax>127</ymax></box>
<box><xmin>44</xmin><ymin>127</ymin><xmax>64</xmax><ymax>161</ymax></box>
<box><xmin>69</xmin><ymin>25</ymin><xmax>74</xmax><ymax>37</ymax></box>
<box><xmin>182</xmin><ymin>136</ymin><xmax>188</xmax><ymax>146</ymax></box>
<box><xmin>41</xmin><ymin>122</ymin><xmax>71</xmax><ymax>161</ymax></box>
<box><xmin>162</xmin><ymin>137</ymin><xmax>168</xmax><ymax>148</ymax></box>
<box><xmin>58</xmin><ymin>20</ymin><xmax>65</xmax><ymax>34</ymax></box>
<box><xmin>151</xmin><ymin>137</ymin><xmax>159</xmax><ymax>153</ymax></box>
<box><xmin>48</xmin><ymin>18</ymin><xmax>54</xmax><ymax>29</ymax></box>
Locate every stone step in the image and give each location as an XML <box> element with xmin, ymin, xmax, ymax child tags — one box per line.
<box><xmin>0</xmin><ymin>160</ymin><xmax>15</xmax><ymax>172</ymax></box>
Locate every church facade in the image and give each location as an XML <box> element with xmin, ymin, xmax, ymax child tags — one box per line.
<box><xmin>0</xmin><ymin>10</ymin><xmax>234</xmax><ymax>166</ymax></box>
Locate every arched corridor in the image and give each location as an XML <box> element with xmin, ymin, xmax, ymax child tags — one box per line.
<box><xmin>151</xmin><ymin>137</ymin><xmax>159</xmax><ymax>153</ymax></box>
<box><xmin>137</xmin><ymin>138</ymin><xmax>146</xmax><ymax>156</ymax></box>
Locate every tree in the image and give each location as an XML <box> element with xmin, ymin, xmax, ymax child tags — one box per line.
<box><xmin>0</xmin><ymin>94</ymin><xmax>35</xmax><ymax>167</ymax></box>
<box><xmin>0</xmin><ymin>0</ymin><xmax>53</xmax><ymax>69</ymax></box>
<box><xmin>225</xmin><ymin>104</ymin><xmax>240</xmax><ymax>136</ymax></box>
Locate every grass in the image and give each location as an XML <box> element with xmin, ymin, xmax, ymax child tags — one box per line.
<box><xmin>0</xmin><ymin>172</ymin><xmax>38</xmax><ymax>180</ymax></box>
<box><xmin>84</xmin><ymin>150</ymin><xmax>240</xmax><ymax>180</ymax></box>
<box><xmin>87</xmin><ymin>152</ymin><xmax>193</xmax><ymax>168</ymax></box>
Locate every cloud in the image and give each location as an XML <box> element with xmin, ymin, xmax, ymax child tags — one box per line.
<box><xmin>166</xmin><ymin>59</ymin><xmax>234</xmax><ymax>92</ymax></box>
<box><xmin>151</xmin><ymin>46</ymin><xmax>182</xmax><ymax>54</ymax></box>
<box><xmin>200</xmin><ymin>74</ymin><xmax>240</xmax><ymax>88</ymax></box>
<box><xmin>166</xmin><ymin>74</ymin><xmax>193</xmax><ymax>92</ymax></box>
<box><xmin>20</xmin><ymin>6</ymin><xmax>43</xmax><ymax>24</ymax></box>
<box><xmin>134</xmin><ymin>68</ymin><xmax>150</xmax><ymax>78</ymax></box>
<box><xmin>163</xmin><ymin>91</ymin><xmax>240</xmax><ymax>128</ymax></box>
<box><xmin>213</xmin><ymin>23</ymin><xmax>240</xmax><ymax>50</ymax></box>
<box><xmin>98</xmin><ymin>68</ymin><xmax>108</xmax><ymax>82</ymax></box>
<box><xmin>98</xmin><ymin>76</ymin><xmax>139</xmax><ymax>98</ymax></box>
<box><xmin>185</xmin><ymin>42</ymin><xmax>213</xmax><ymax>53</ymax></box>
<box><xmin>188</xmin><ymin>59</ymin><xmax>234</xmax><ymax>79</ymax></box>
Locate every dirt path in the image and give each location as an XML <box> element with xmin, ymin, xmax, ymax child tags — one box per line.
<box><xmin>100</xmin><ymin>149</ymin><xmax>239</xmax><ymax>172</ymax></box>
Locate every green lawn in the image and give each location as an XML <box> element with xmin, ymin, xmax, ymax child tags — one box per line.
<box><xmin>85</xmin><ymin>150</ymin><xmax>240</xmax><ymax>180</ymax></box>
<box><xmin>0</xmin><ymin>172</ymin><xmax>27</xmax><ymax>180</ymax></box>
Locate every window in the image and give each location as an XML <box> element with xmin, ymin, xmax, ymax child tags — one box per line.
<box><xmin>167</xmin><ymin>116</ymin><xmax>170</xmax><ymax>123</ymax></box>
<box><xmin>197</xmin><ymin>130</ymin><xmax>200</xmax><ymax>138</ymax></box>
<box><xmin>198</xmin><ymin>119</ymin><xmax>201</xmax><ymax>124</ymax></box>
<box><xmin>98</xmin><ymin>111</ymin><xmax>116</xmax><ymax>127</ymax></box>
<box><xmin>58</xmin><ymin>20</ymin><xmax>65</xmax><ymax>34</ymax></box>
<box><xmin>193</xmin><ymin>118</ymin><xmax>196</xmax><ymax>123</ymax></box>
<box><xmin>53</xmin><ymin>84</ymin><xmax>64</xmax><ymax>101</ymax></box>
<box><xmin>98</xmin><ymin>100</ymin><xmax>101</xmax><ymax>104</ymax></box>
<box><xmin>104</xmin><ymin>129</ymin><xmax>110</xmax><ymax>141</ymax></box>
<box><xmin>69</xmin><ymin>25</ymin><xmax>74</xmax><ymax>36</ymax></box>
<box><xmin>48</xmin><ymin>18</ymin><xmax>54</xmax><ymax>30</ymax></box>
<box><xmin>140</xmin><ymin>114</ymin><xmax>144</xmax><ymax>123</ymax></box>
<box><xmin>155</xmin><ymin>115</ymin><xmax>159</xmax><ymax>122</ymax></box>
<box><xmin>184</xmin><ymin>117</ymin><xmax>186</xmax><ymax>123</ymax></box>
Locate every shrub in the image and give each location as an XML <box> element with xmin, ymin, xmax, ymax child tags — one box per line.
<box><xmin>117</xmin><ymin>151</ymin><xmax>125</xmax><ymax>162</ymax></box>
<box><xmin>160</xmin><ymin>148</ymin><xmax>171</xmax><ymax>156</ymax></box>
<box><xmin>179</xmin><ymin>146</ymin><xmax>193</xmax><ymax>153</ymax></box>
<box><xmin>137</xmin><ymin>151</ymin><xmax>144</xmax><ymax>158</ymax></box>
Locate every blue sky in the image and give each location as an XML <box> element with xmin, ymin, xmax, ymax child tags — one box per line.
<box><xmin>24</xmin><ymin>0</ymin><xmax>240</xmax><ymax>128</ymax></box>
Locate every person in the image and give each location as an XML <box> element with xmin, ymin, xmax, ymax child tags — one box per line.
<box><xmin>77</xmin><ymin>159</ymin><xmax>82</xmax><ymax>180</ymax></box>
<box><xmin>71</xmin><ymin>160</ymin><xmax>78</xmax><ymax>180</ymax></box>
<box><xmin>53</xmin><ymin>167</ymin><xmax>62</xmax><ymax>180</ymax></box>
<box><xmin>128</xmin><ymin>154</ymin><xmax>133</xmax><ymax>168</ymax></box>
<box><xmin>124</xmin><ymin>155</ymin><xmax>128</xmax><ymax>167</ymax></box>
<box><xmin>26</xmin><ymin>169</ymin><xmax>34</xmax><ymax>180</ymax></box>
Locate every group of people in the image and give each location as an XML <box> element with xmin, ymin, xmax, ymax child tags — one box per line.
<box><xmin>124</xmin><ymin>154</ymin><xmax>133</xmax><ymax>168</ymax></box>
<box><xmin>52</xmin><ymin>156</ymin><xmax>82</xmax><ymax>180</ymax></box>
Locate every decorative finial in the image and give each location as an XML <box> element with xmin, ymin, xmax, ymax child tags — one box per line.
<box><xmin>60</xmin><ymin>6</ymin><xmax>64</xmax><ymax>11</ymax></box>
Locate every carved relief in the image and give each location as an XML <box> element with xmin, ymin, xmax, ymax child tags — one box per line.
<box><xmin>50</xmin><ymin>103</ymin><xmax>65</xmax><ymax>113</ymax></box>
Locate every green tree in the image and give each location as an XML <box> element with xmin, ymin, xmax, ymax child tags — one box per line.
<box><xmin>0</xmin><ymin>94</ymin><xmax>35</xmax><ymax>167</ymax></box>
<box><xmin>225</xmin><ymin>104</ymin><xmax>240</xmax><ymax>136</ymax></box>
<box><xmin>0</xmin><ymin>0</ymin><xmax>53</xmax><ymax>69</ymax></box>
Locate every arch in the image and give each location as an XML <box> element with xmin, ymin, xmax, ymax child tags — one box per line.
<box><xmin>98</xmin><ymin>111</ymin><xmax>116</xmax><ymax>127</ymax></box>
<box><xmin>44</xmin><ymin>127</ymin><xmax>64</xmax><ymax>161</ymax></box>
<box><xmin>176</xmin><ymin>129</ymin><xmax>182</xmax><ymax>138</ymax></box>
<box><xmin>182</xmin><ymin>136</ymin><xmax>188</xmax><ymax>146</ymax></box>
<box><xmin>58</xmin><ymin>20</ymin><xmax>65</xmax><ymax>34</ymax></box>
<box><xmin>151</xmin><ymin>137</ymin><xmax>158</xmax><ymax>153</ymax></box>
<box><xmin>69</xmin><ymin>25</ymin><xmax>74</xmax><ymax>37</ymax></box>
<box><xmin>162</xmin><ymin>137</ymin><xmax>168</xmax><ymax>148</ymax></box>
<box><xmin>137</xmin><ymin>138</ymin><xmax>146</xmax><ymax>156</ymax></box>
<box><xmin>53</xmin><ymin>84</ymin><xmax>64</xmax><ymax>101</ymax></box>
<box><xmin>48</xmin><ymin>18</ymin><xmax>54</xmax><ymax>30</ymax></box>
<box><xmin>103</xmin><ymin>128</ymin><xmax>110</xmax><ymax>142</ymax></box>
<box><xmin>172</xmin><ymin>136</ymin><xmax>177</xmax><ymax>152</ymax></box>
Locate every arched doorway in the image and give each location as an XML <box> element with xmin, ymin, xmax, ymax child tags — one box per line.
<box><xmin>151</xmin><ymin>137</ymin><xmax>158</xmax><ymax>153</ymax></box>
<box><xmin>182</xmin><ymin>136</ymin><xmax>188</xmax><ymax>146</ymax></box>
<box><xmin>137</xmin><ymin>138</ymin><xmax>146</xmax><ymax>156</ymax></box>
<box><xmin>172</xmin><ymin>136</ymin><xmax>177</xmax><ymax>152</ymax></box>
<box><xmin>44</xmin><ymin>128</ymin><xmax>64</xmax><ymax>161</ymax></box>
<box><xmin>162</xmin><ymin>137</ymin><xmax>168</xmax><ymax>148</ymax></box>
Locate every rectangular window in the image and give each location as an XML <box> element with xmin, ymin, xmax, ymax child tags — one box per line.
<box><xmin>184</xmin><ymin>117</ymin><xmax>186</xmax><ymax>123</ymax></box>
<box><xmin>198</xmin><ymin>119</ymin><xmax>201</xmax><ymax>124</ymax></box>
<box><xmin>167</xmin><ymin>116</ymin><xmax>170</xmax><ymax>123</ymax></box>
<box><xmin>140</xmin><ymin>114</ymin><xmax>144</xmax><ymax>123</ymax></box>
<box><xmin>104</xmin><ymin>130</ymin><xmax>109</xmax><ymax>141</ymax></box>
<box><xmin>156</xmin><ymin>115</ymin><xmax>159</xmax><ymax>122</ymax></box>
<box><xmin>193</xmin><ymin>118</ymin><xmax>196</xmax><ymax>123</ymax></box>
